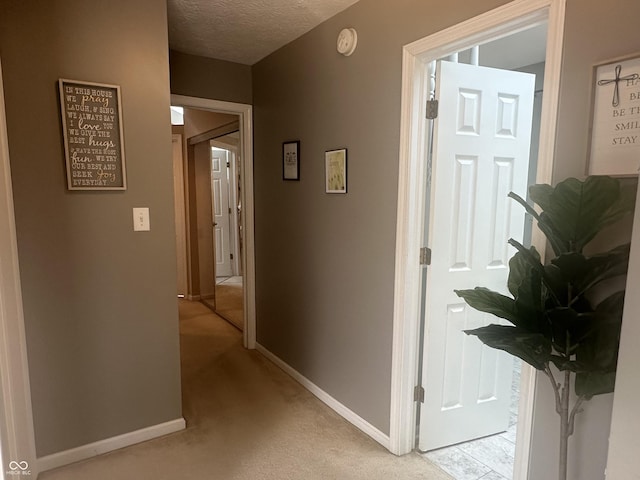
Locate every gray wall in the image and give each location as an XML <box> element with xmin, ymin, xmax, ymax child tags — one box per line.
<box><xmin>1</xmin><ymin>0</ymin><xmax>637</xmax><ymax>474</ymax></box>
<box><xmin>170</xmin><ymin>50</ymin><xmax>252</xmax><ymax>105</ymax></box>
<box><xmin>0</xmin><ymin>0</ymin><xmax>182</xmax><ymax>457</ymax></box>
<box><xmin>607</xmin><ymin>179</ymin><xmax>640</xmax><ymax>478</ymax></box>
<box><xmin>529</xmin><ymin>1</ymin><xmax>640</xmax><ymax>478</ymax></box>
<box><xmin>252</xmin><ymin>0</ymin><xmax>509</xmax><ymax>436</ymax></box>
<box><xmin>251</xmin><ymin>0</ymin><xmax>640</xmax><ymax>478</ymax></box>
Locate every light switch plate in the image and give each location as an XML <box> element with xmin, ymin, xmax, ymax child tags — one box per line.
<box><xmin>133</xmin><ymin>207</ymin><xmax>150</xmax><ymax>231</ymax></box>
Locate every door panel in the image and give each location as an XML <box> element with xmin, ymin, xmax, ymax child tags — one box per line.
<box><xmin>419</xmin><ymin>60</ymin><xmax>535</xmax><ymax>452</ymax></box>
<box><xmin>211</xmin><ymin>148</ymin><xmax>233</xmax><ymax>278</ymax></box>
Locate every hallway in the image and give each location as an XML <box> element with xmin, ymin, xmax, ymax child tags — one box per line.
<box><xmin>39</xmin><ymin>300</ymin><xmax>451</xmax><ymax>480</ymax></box>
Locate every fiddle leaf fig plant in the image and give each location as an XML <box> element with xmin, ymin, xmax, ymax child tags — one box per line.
<box><xmin>454</xmin><ymin>176</ymin><xmax>635</xmax><ymax>480</ymax></box>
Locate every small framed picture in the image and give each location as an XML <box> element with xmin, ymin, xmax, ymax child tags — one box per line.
<box><xmin>325</xmin><ymin>148</ymin><xmax>347</xmax><ymax>194</ymax></box>
<box><xmin>283</xmin><ymin>141</ymin><xmax>300</xmax><ymax>180</ymax></box>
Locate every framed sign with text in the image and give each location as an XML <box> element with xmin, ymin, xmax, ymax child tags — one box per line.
<box><xmin>283</xmin><ymin>140</ymin><xmax>300</xmax><ymax>180</ymax></box>
<box><xmin>59</xmin><ymin>79</ymin><xmax>127</xmax><ymax>190</ymax></box>
<box><xmin>589</xmin><ymin>55</ymin><xmax>640</xmax><ymax>176</ymax></box>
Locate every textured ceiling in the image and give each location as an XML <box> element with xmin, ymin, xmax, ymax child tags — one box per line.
<box><xmin>167</xmin><ymin>0</ymin><xmax>361</xmax><ymax>65</ymax></box>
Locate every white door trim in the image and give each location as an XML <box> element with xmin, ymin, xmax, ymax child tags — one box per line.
<box><xmin>170</xmin><ymin>95</ymin><xmax>256</xmax><ymax>349</ymax></box>
<box><xmin>172</xmin><ymin>133</ymin><xmax>188</xmax><ymax>296</ymax></box>
<box><xmin>389</xmin><ymin>1</ymin><xmax>566</xmax><ymax>477</ymax></box>
<box><xmin>0</xmin><ymin>58</ymin><xmax>39</xmax><ymax>476</ymax></box>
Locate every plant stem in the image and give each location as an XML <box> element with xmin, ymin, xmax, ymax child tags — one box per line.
<box><xmin>568</xmin><ymin>395</ymin><xmax>586</xmax><ymax>436</ymax></box>
<box><xmin>559</xmin><ymin>369</ymin><xmax>570</xmax><ymax>480</ymax></box>
<box><xmin>545</xmin><ymin>363</ymin><xmax>562</xmax><ymax>414</ymax></box>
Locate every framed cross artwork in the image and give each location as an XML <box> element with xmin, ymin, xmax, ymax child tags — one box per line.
<box><xmin>589</xmin><ymin>55</ymin><xmax>640</xmax><ymax>176</ymax></box>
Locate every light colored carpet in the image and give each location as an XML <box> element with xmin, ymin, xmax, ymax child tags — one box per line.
<box><xmin>39</xmin><ymin>300</ymin><xmax>452</xmax><ymax>480</ymax></box>
<box><xmin>213</xmin><ymin>282</ymin><xmax>243</xmax><ymax>330</ymax></box>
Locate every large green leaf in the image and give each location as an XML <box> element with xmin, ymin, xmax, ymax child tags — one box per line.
<box><xmin>549</xmin><ymin>355</ymin><xmax>589</xmax><ymax>372</ymax></box>
<box><xmin>507</xmin><ymin>246</ymin><xmax>542</xmax><ymax>301</ymax></box>
<box><xmin>575</xmin><ymin>371</ymin><xmax>616</xmax><ymax>398</ymax></box>
<box><xmin>546</xmin><ymin>307</ymin><xmax>581</xmax><ymax>353</ymax></box>
<box><xmin>454</xmin><ymin>288</ymin><xmax>536</xmax><ymax>330</ymax></box>
<box><xmin>549</xmin><ymin>245</ymin><xmax>630</xmax><ymax>296</ymax></box>
<box><xmin>464</xmin><ymin>324</ymin><xmax>552</xmax><ymax>370</ymax></box>
<box><xmin>573</xmin><ymin>291</ymin><xmax>625</xmax><ymax>397</ymax></box>
<box><xmin>509</xmin><ymin>240</ymin><xmax>564</xmax><ymax>307</ymax></box>
<box><xmin>575</xmin><ymin>245</ymin><xmax>631</xmax><ymax>297</ymax></box>
<box><xmin>529</xmin><ymin>177</ymin><xmax>632</xmax><ymax>254</ymax></box>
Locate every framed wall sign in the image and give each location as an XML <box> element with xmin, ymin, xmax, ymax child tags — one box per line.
<box><xmin>283</xmin><ymin>140</ymin><xmax>300</xmax><ymax>180</ymax></box>
<box><xmin>589</xmin><ymin>55</ymin><xmax>640</xmax><ymax>176</ymax></box>
<box><xmin>59</xmin><ymin>79</ymin><xmax>127</xmax><ymax>190</ymax></box>
<box><xmin>325</xmin><ymin>148</ymin><xmax>347</xmax><ymax>194</ymax></box>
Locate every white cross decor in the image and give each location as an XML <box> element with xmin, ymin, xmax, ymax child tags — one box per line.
<box><xmin>589</xmin><ymin>56</ymin><xmax>640</xmax><ymax>176</ymax></box>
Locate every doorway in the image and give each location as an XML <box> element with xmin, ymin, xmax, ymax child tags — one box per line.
<box><xmin>389</xmin><ymin>1</ymin><xmax>566</xmax><ymax>479</ymax></box>
<box><xmin>170</xmin><ymin>94</ymin><xmax>256</xmax><ymax>349</ymax></box>
<box><xmin>0</xmin><ymin>56</ymin><xmax>38</xmax><ymax>476</ymax></box>
<box><xmin>210</xmin><ymin>136</ymin><xmax>244</xmax><ymax>330</ymax></box>
<box><xmin>416</xmin><ymin>29</ymin><xmax>546</xmax><ymax>479</ymax></box>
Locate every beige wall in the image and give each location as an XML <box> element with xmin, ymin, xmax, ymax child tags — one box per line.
<box><xmin>529</xmin><ymin>1</ymin><xmax>640</xmax><ymax>478</ymax></box>
<box><xmin>183</xmin><ymin>109</ymin><xmax>237</xmax><ymax>140</ymax></box>
<box><xmin>251</xmin><ymin>0</ymin><xmax>640</xmax><ymax>478</ymax></box>
<box><xmin>193</xmin><ymin>141</ymin><xmax>215</xmax><ymax>299</ymax></box>
<box><xmin>252</xmin><ymin>0</ymin><xmax>510</xmax><ymax>438</ymax></box>
<box><xmin>170</xmin><ymin>50</ymin><xmax>252</xmax><ymax>104</ymax></box>
<box><xmin>0</xmin><ymin>0</ymin><xmax>182</xmax><ymax>457</ymax></box>
<box><xmin>1</xmin><ymin>0</ymin><xmax>637</xmax><ymax>474</ymax></box>
<box><xmin>608</xmin><ymin>184</ymin><xmax>640</xmax><ymax>479</ymax></box>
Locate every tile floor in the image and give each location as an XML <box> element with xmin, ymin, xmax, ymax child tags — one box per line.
<box><xmin>422</xmin><ymin>357</ymin><xmax>522</xmax><ymax>480</ymax></box>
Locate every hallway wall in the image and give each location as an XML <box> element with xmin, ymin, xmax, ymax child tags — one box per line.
<box><xmin>0</xmin><ymin>0</ymin><xmax>182</xmax><ymax>457</ymax></box>
<box><xmin>251</xmin><ymin>0</ymin><xmax>511</xmax><ymax>439</ymax></box>
<box><xmin>170</xmin><ymin>50</ymin><xmax>252</xmax><ymax>105</ymax></box>
<box><xmin>250</xmin><ymin>0</ymin><xmax>640</xmax><ymax>479</ymax></box>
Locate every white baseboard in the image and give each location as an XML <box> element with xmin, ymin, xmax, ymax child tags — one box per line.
<box><xmin>37</xmin><ymin>418</ymin><xmax>186</xmax><ymax>473</ymax></box>
<box><xmin>255</xmin><ymin>343</ymin><xmax>390</xmax><ymax>450</ymax></box>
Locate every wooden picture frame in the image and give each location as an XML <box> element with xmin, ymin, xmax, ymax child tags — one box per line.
<box><xmin>325</xmin><ymin>148</ymin><xmax>347</xmax><ymax>194</ymax></box>
<box><xmin>283</xmin><ymin>140</ymin><xmax>300</xmax><ymax>181</ymax></box>
<box><xmin>59</xmin><ymin>79</ymin><xmax>127</xmax><ymax>190</ymax></box>
<box><xmin>588</xmin><ymin>54</ymin><xmax>640</xmax><ymax>176</ymax></box>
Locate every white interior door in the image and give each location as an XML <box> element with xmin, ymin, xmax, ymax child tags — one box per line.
<box><xmin>211</xmin><ymin>147</ymin><xmax>233</xmax><ymax>278</ymax></box>
<box><xmin>418</xmin><ymin>60</ymin><xmax>535</xmax><ymax>451</ymax></box>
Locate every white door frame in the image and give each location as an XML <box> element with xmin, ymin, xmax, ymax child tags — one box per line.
<box><xmin>172</xmin><ymin>133</ymin><xmax>188</xmax><ymax>296</ymax></box>
<box><xmin>389</xmin><ymin>1</ymin><xmax>565</xmax><ymax>478</ymax></box>
<box><xmin>0</xmin><ymin>58</ymin><xmax>39</xmax><ymax>477</ymax></box>
<box><xmin>171</xmin><ymin>94</ymin><xmax>256</xmax><ymax>349</ymax></box>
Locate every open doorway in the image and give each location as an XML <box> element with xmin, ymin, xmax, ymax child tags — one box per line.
<box><xmin>389</xmin><ymin>2</ymin><xmax>566</xmax><ymax>480</ymax></box>
<box><xmin>0</xmin><ymin>57</ymin><xmax>38</xmax><ymax>476</ymax></box>
<box><xmin>416</xmin><ymin>27</ymin><xmax>546</xmax><ymax>480</ymax></box>
<box><xmin>171</xmin><ymin>106</ymin><xmax>245</xmax><ymax>331</ymax></box>
<box><xmin>209</xmin><ymin>137</ymin><xmax>244</xmax><ymax>330</ymax></box>
<box><xmin>170</xmin><ymin>95</ymin><xmax>256</xmax><ymax>349</ymax></box>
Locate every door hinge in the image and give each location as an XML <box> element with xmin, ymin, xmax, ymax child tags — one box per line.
<box><xmin>426</xmin><ymin>99</ymin><xmax>438</xmax><ymax>119</ymax></box>
<box><xmin>229</xmin><ymin>207</ymin><xmax>232</xmax><ymax>214</ymax></box>
<box><xmin>420</xmin><ymin>247</ymin><xmax>432</xmax><ymax>266</ymax></box>
<box><xmin>230</xmin><ymin>253</ymin><xmax>234</xmax><ymax>260</ymax></box>
<box><xmin>414</xmin><ymin>385</ymin><xmax>425</xmax><ymax>403</ymax></box>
